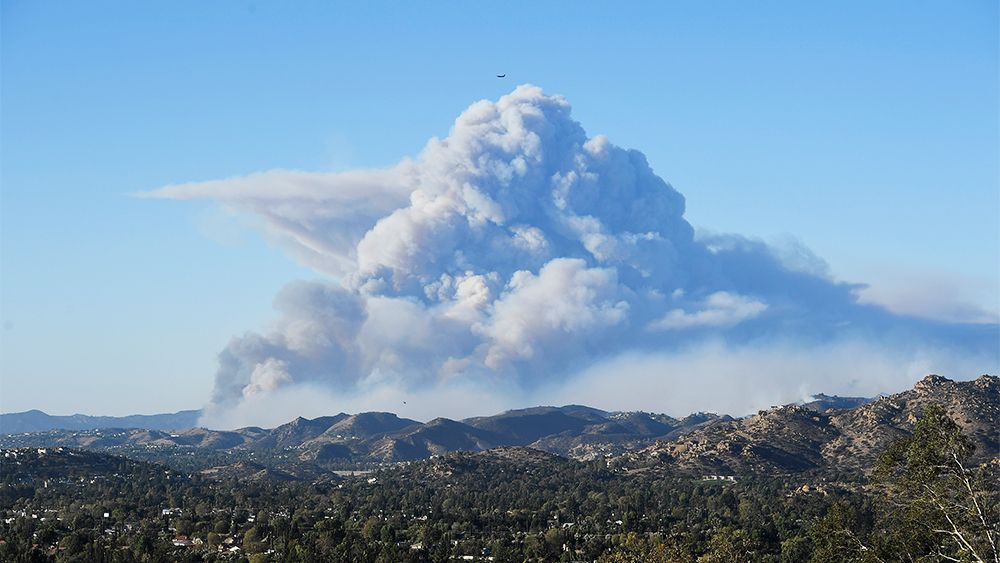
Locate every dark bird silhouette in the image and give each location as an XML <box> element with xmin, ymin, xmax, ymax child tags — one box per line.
<box><xmin>496</xmin><ymin>74</ymin><xmax>506</xmax><ymax>78</ymax></box>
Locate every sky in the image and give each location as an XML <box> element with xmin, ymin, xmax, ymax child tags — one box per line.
<box><xmin>1</xmin><ymin>1</ymin><xmax>997</xmax><ymax>420</ymax></box>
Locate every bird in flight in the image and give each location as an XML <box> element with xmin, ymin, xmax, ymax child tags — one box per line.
<box><xmin>496</xmin><ymin>74</ymin><xmax>506</xmax><ymax>78</ymax></box>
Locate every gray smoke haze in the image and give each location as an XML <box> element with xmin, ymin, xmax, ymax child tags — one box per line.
<box><xmin>147</xmin><ymin>85</ymin><xmax>999</xmax><ymax>427</ymax></box>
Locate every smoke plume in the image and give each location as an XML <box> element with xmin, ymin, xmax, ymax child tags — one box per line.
<box><xmin>146</xmin><ymin>85</ymin><xmax>999</xmax><ymax>426</ymax></box>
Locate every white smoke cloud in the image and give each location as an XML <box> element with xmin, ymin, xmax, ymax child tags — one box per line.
<box><xmin>539</xmin><ymin>339</ymin><xmax>997</xmax><ymax>417</ymax></box>
<box><xmin>855</xmin><ymin>274</ymin><xmax>1000</xmax><ymax>325</ymax></box>
<box><xmin>147</xmin><ymin>168</ymin><xmax>415</xmax><ymax>275</ymax></box>
<box><xmin>243</xmin><ymin>359</ymin><xmax>292</xmax><ymax>399</ymax></box>
<box><xmin>477</xmin><ymin>258</ymin><xmax>630</xmax><ymax>370</ymax></box>
<box><xmin>649</xmin><ymin>291</ymin><xmax>767</xmax><ymax>330</ymax></box>
<box><xmin>146</xmin><ymin>85</ymin><xmax>999</xmax><ymax>424</ymax></box>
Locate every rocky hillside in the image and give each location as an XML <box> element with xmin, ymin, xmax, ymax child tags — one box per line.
<box><xmin>823</xmin><ymin>374</ymin><xmax>998</xmax><ymax>467</ymax></box>
<box><xmin>624</xmin><ymin>374</ymin><xmax>999</xmax><ymax>475</ymax></box>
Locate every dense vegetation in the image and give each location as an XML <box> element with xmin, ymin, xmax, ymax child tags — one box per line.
<box><xmin>1</xmin><ymin>407</ymin><xmax>996</xmax><ymax>562</ymax></box>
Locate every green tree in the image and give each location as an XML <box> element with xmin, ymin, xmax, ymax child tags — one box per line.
<box><xmin>780</xmin><ymin>535</ymin><xmax>811</xmax><ymax>563</ymax></box>
<box><xmin>808</xmin><ymin>501</ymin><xmax>873</xmax><ymax>563</ymax></box>
<box><xmin>697</xmin><ymin>527</ymin><xmax>761</xmax><ymax>563</ymax></box>
<box><xmin>871</xmin><ymin>405</ymin><xmax>999</xmax><ymax>562</ymax></box>
<box><xmin>244</xmin><ymin>525</ymin><xmax>265</xmax><ymax>553</ymax></box>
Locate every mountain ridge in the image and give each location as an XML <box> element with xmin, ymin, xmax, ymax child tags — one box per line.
<box><xmin>3</xmin><ymin>374</ymin><xmax>996</xmax><ymax>478</ymax></box>
<box><xmin>0</xmin><ymin>409</ymin><xmax>203</xmax><ymax>434</ymax></box>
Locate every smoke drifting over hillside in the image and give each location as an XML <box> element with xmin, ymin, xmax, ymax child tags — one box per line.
<box><xmin>148</xmin><ymin>85</ymin><xmax>998</xmax><ymax>426</ymax></box>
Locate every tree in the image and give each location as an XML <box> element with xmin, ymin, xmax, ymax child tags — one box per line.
<box><xmin>780</xmin><ymin>535</ymin><xmax>811</xmax><ymax>563</ymax></box>
<box><xmin>872</xmin><ymin>405</ymin><xmax>999</xmax><ymax>562</ymax></box>
<box><xmin>244</xmin><ymin>525</ymin><xmax>265</xmax><ymax>553</ymax></box>
<box><xmin>598</xmin><ymin>533</ymin><xmax>678</xmax><ymax>563</ymax></box>
<box><xmin>697</xmin><ymin>527</ymin><xmax>761</xmax><ymax>563</ymax></box>
<box><xmin>808</xmin><ymin>500</ymin><xmax>874</xmax><ymax>563</ymax></box>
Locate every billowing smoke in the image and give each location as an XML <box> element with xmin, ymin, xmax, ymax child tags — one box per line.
<box><xmin>147</xmin><ymin>85</ymin><xmax>999</xmax><ymax>426</ymax></box>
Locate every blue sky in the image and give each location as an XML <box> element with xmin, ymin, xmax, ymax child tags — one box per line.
<box><xmin>2</xmin><ymin>1</ymin><xmax>997</xmax><ymax>416</ymax></box>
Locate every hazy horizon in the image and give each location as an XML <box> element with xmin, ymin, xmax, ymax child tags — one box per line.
<box><xmin>4</xmin><ymin>371</ymin><xmax>993</xmax><ymax>431</ymax></box>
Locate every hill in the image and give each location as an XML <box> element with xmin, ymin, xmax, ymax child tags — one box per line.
<box><xmin>0</xmin><ymin>409</ymin><xmax>202</xmax><ymax>434</ymax></box>
<box><xmin>623</xmin><ymin>374</ymin><xmax>999</xmax><ymax>475</ymax></box>
<box><xmin>2</xmin><ymin>374</ymin><xmax>995</xmax><ymax>478</ymax></box>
